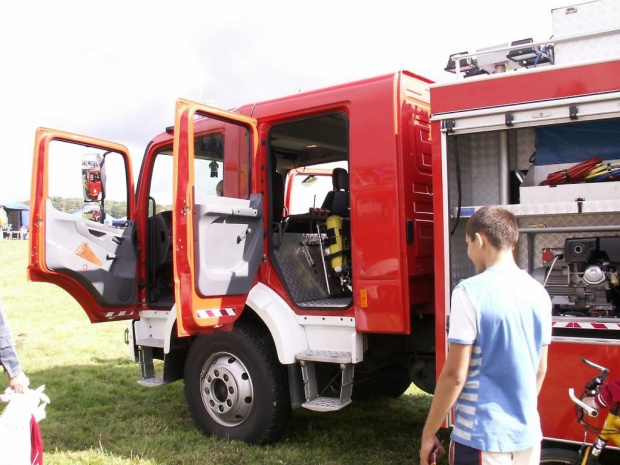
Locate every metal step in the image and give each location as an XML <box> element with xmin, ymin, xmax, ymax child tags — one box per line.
<box><xmin>135</xmin><ymin>337</ymin><xmax>165</xmax><ymax>348</ymax></box>
<box><xmin>298</xmin><ymin>352</ymin><xmax>355</xmax><ymax>413</ymax></box>
<box><xmin>296</xmin><ymin>350</ymin><xmax>351</xmax><ymax>364</ymax></box>
<box><xmin>137</xmin><ymin>377</ymin><xmax>168</xmax><ymax>388</ymax></box>
<box><xmin>302</xmin><ymin>396</ymin><xmax>352</xmax><ymax>412</ymax></box>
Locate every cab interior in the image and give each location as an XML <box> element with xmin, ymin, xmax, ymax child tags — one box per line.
<box><xmin>268</xmin><ymin>112</ymin><xmax>353</xmax><ymax>309</ymax></box>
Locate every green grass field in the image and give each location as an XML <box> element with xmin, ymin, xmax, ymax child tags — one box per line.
<box><xmin>0</xmin><ymin>240</ymin><xmax>444</xmax><ymax>464</ymax></box>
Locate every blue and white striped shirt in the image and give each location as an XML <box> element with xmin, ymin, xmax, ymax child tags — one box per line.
<box><xmin>448</xmin><ymin>264</ymin><xmax>552</xmax><ymax>452</ymax></box>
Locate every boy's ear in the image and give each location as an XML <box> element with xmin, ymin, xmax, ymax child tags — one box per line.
<box><xmin>475</xmin><ymin>232</ymin><xmax>485</xmax><ymax>247</ymax></box>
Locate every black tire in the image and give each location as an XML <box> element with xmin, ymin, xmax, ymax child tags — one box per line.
<box><xmin>184</xmin><ymin>324</ymin><xmax>291</xmax><ymax>444</ymax></box>
<box><xmin>540</xmin><ymin>448</ymin><xmax>582</xmax><ymax>465</ymax></box>
<box><xmin>316</xmin><ymin>362</ymin><xmax>411</xmax><ymax>401</ymax></box>
<box><xmin>352</xmin><ymin>364</ymin><xmax>412</xmax><ymax>401</ymax></box>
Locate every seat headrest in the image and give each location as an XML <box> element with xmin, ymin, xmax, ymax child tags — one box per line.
<box><xmin>271</xmin><ymin>172</ymin><xmax>284</xmax><ymax>223</ymax></box>
<box><xmin>332</xmin><ymin>167</ymin><xmax>349</xmax><ymax>191</ymax></box>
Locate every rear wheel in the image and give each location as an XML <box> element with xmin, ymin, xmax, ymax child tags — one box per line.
<box><xmin>352</xmin><ymin>364</ymin><xmax>412</xmax><ymax>401</ymax></box>
<box><xmin>184</xmin><ymin>324</ymin><xmax>290</xmax><ymax>444</ymax></box>
<box><xmin>316</xmin><ymin>362</ymin><xmax>412</xmax><ymax>401</ymax></box>
<box><xmin>540</xmin><ymin>448</ymin><xmax>582</xmax><ymax>465</ymax></box>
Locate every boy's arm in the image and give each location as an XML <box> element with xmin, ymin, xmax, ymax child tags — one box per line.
<box><xmin>419</xmin><ymin>343</ymin><xmax>472</xmax><ymax>465</ymax></box>
<box><xmin>536</xmin><ymin>345</ymin><xmax>548</xmax><ymax>394</ymax></box>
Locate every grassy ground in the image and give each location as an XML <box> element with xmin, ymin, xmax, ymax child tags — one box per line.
<box><xmin>8</xmin><ymin>240</ymin><xmax>617</xmax><ymax>464</ymax></box>
<box><xmin>0</xmin><ymin>240</ymin><xmax>446</xmax><ymax>464</ymax></box>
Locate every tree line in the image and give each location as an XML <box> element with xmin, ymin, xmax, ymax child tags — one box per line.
<box><xmin>50</xmin><ymin>197</ymin><xmax>130</xmax><ymax>219</ymax></box>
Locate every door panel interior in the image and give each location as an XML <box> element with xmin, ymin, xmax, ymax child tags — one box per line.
<box><xmin>193</xmin><ymin>192</ymin><xmax>263</xmax><ymax>296</ymax></box>
<box><xmin>45</xmin><ymin>200</ymin><xmax>138</xmax><ymax>305</ymax></box>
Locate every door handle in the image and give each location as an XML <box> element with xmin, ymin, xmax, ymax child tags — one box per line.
<box><xmin>406</xmin><ymin>219</ymin><xmax>414</xmax><ymax>244</ymax></box>
<box><xmin>237</xmin><ymin>228</ymin><xmax>252</xmax><ymax>244</ymax></box>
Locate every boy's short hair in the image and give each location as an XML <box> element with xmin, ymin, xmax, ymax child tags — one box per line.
<box><xmin>466</xmin><ymin>206</ymin><xmax>519</xmax><ymax>250</ymax></box>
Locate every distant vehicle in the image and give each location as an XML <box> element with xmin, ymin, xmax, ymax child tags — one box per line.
<box><xmin>82</xmin><ymin>202</ymin><xmax>101</xmax><ymax>222</ymax></box>
<box><xmin>82</xmin><ymin>168</ymin><xmax>102</xmax><ymax>201</ymax></box>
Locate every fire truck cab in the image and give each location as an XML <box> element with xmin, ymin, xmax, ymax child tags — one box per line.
<box><xmin>28</xmin><ymin>71</ymin><xmax>435</xmax><ymax>443</ymax></box>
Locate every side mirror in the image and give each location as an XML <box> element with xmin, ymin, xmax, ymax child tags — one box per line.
<box><xmin>81</xmin><ymin>154</ymin><xmax>105</xmax><ymax>223</ymax></box>
<box><xmin>82</xmin><ymin>202</ymin><xmax>102</xmax><ymax>223</ymax></box>
<box><xmin>82</xmin><ymin>154</ymin><xmax>104</xmax><ymax>202</ymax></box>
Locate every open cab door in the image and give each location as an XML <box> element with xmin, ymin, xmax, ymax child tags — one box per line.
<box><xmin>173</xmin><ymin>100</ymin><xmax>262</xmax><ymax>336</ymax></box>
<box><xmin>28</xmin><ymin>128</ymin><xmax>139</xmax><ymax>322</ymax></box>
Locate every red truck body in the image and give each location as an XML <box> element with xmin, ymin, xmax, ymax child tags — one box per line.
<box><xmin>431</xmin><ymin>58</ymin><xmax>620</xmax><ymax>443</ymax></box>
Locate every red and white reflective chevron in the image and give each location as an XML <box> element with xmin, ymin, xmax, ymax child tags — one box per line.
<box><xmin>196</xmin><ymin>308</ymin><xmax>236</xmax><ymax>319</ymax></box>
<box><xmin>105</xmin><ymin>310</ymin><xmax>132</xmax><ymax>319</ymax></box>
<box><xmin>552</xmin><ymin>321</ymin><xmax>620</xmax><ymax>330</ymax></box>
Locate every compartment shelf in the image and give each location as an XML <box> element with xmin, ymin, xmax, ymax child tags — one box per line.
<box><xmin>451</xmin><ymin>199</ymin><xmax>620</xmax><ymax>219</ymax></box>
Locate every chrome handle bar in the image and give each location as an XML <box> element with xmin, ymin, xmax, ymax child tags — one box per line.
<box><xmin>568</xmin><ymin>388</ymin><xmax>598</xmax><ymax>417</ymax></box>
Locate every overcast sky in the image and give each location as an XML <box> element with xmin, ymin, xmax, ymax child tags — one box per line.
<box><xmin>1</xmin><ymin>0</ymin><xmax>569</xmax><ymax>202</ymax></box>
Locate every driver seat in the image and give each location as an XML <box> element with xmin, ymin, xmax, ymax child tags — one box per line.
<box><xmin>321</xmin><ymin>168</ymin><xmax>349</xmax><ymax>217</ymax></box>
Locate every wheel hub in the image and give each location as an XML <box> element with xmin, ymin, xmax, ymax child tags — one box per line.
<box><xmin>200</xmin><ymin>352</ymin><xmax>254</xmax><ymax>427</ymax></box>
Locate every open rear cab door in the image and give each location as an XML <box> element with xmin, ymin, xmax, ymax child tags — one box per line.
<box><xmin>28</xmin><ymin>128</ymin><xmax>139</xmax><ymax>322</ymax></box>
<box><xmin>172</xmin><ymin>99</ymin><xmax>262</xmax><ymax>336</ymax></box>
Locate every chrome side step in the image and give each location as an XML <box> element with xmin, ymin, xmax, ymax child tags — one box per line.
<box><xmin>297</xmin><ymin>351</ymin><xmax>354</xmax><ymax>412</ymax></box>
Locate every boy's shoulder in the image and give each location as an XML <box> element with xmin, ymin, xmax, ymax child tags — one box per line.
<box><xmin>459</xmin><ymin>266</ymin><xmax>543</xmax><ymax>289</ymax></box>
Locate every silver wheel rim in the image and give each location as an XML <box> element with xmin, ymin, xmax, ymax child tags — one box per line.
<box><xmin>200</xmin><ymin>351</ymin><xmax>254</xmax><ymax>427</ymax></box>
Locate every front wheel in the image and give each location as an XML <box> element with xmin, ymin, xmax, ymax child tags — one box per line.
<box><xmin>184</xmin><ymin>324</ymin><xmax>291</xmax><ymax>444</ymax></box>
<box><xmin>540</xmin><ymin>448</ymin><xmax>582</xmax><ymax>465</ymax></box>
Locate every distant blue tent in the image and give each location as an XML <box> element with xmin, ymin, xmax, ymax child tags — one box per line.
<box><xmin>0</xmin><ymin>202</ymin><xmax>30</xmax><ymax>229</ymax></box>
<box><xmin>1</xmin><ymin>202</ymin><xmax>29</xmax><ymax>210</ymax></box>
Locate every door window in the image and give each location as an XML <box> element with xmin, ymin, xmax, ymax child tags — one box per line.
<box><xmin>48</xmin><ymin>141</ymin><xmax>130</xmax><ymax>225</ymax></box>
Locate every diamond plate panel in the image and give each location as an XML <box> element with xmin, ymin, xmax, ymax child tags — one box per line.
<box><xmin>297</xmin><ymin>297</ymin><xmax>351</xmax><ymax>308</ymax></box>
<box><xmin>517</xmin><ymin>212</ymin><xmax>620</xmax><ymax>270</ymax></box>
<box><xmin>552</xmin><ymin>0</ymin><xmax>620</xmax><ymax>64</ymax></box>
<box><xmin>272</xmin><ymin>233</ymin><xmax>330</xmax><ymax>303</ymax></box>
<box><xmin>449</xmin><ymin>221</ymin><xmax>476</xmax><ymax>290</ymax></box>
<box><xmin>449</xmin><ymin>212</ymin><xmax>620</xmax><ymax>291</ymax></box>
<box><xmin>513</xmin><ymin>129</ymin><xmax>536</xmax><ymax>171</ymax></box>
<box><xmin>470</xmin><ymin>133</ymin><xmax>501</xmax><ymax>206</ymax></box>
<box><xmin>448</xmin><ymin>133</ymin><xmax>509</xmax><ymax>210</ymax></box>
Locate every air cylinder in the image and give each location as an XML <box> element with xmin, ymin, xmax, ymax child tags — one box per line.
<box><xmin>326</xmin><ymin>215</ymin><xmax>346</xmax><ymax>273</ymax></box>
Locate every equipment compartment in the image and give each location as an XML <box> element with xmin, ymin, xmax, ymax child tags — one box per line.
<box><xmin>444</xmin><ymin>116</ymin><xmax>620</xmax><ymax>324</ymax></box>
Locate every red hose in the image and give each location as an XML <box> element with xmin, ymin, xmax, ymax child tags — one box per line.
<box><xmin>539</xmin><ymin>157</ymin><xmax>603</xmax><ymax>186</ymax></box>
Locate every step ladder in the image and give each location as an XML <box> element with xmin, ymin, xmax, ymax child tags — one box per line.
<box><xmin>297</xmin><ymin>350</ymin><xmax>354</xmax><ymax>412</ymax></box>
<box><xmin>136</xmin><ymin>340</ymin><xmax>169</xmax><ymax>387</ymax></box>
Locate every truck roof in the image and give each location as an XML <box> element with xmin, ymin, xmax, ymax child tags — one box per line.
<box><xmin>150</xmin><ymin>70</ymin><xmax>432</xmax><ymax>146</ymax></box>
<box><xmin>239</xmin><ymin>70</ymin><xmax>432</xmax><ymax>117</ymax></box>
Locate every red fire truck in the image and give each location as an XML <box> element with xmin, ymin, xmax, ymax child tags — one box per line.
<box><xmin>431</xmin><ymin>0</ymin><xmax>620</xmax><ymax>445</ymax></box>
<box><xmin>27</xmin><ymin>0</ymin><xmax>620</xmax><ymax>448</ymax></box>
<box><xmin>29</xmin><ymin>71</ymin><xmax>434</xmax><ymax>444</ymax></box>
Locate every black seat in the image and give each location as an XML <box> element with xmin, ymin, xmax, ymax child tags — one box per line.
<box><xmin>321</xmin><ymin>167</ymin><xmax>349</xmax><ymax>217</ymax></box>
<box><xmin>327</xmin><ymin>168</ymin><xmax>349</xmax><ymax>218</ymax></box>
